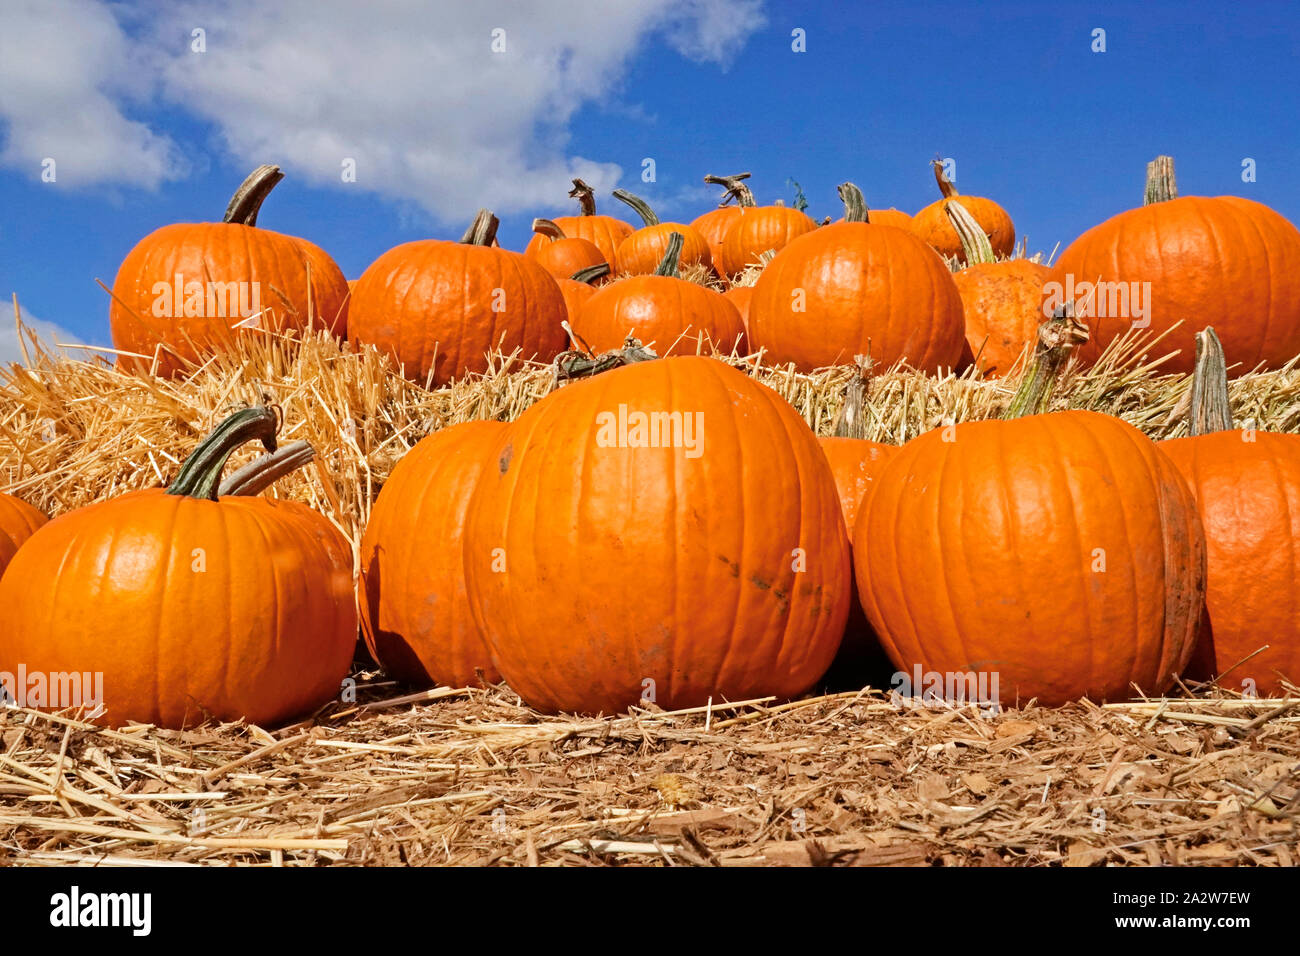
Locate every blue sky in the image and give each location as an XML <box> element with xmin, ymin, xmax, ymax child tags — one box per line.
<box><xmin>1</xmin><ymin>0</ymin><xmax>1297</xmax><ymax>354</ymax></box>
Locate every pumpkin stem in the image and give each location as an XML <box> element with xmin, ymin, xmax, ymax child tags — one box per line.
<box><xmin>611</xmin><ymin>189</ymin><xmax>661</xmax><ymax>226</ymax></box>
<box><xmin>568</xmin><ymin>178</ymin><xmax>598</xmax><ymax>216</ymax></box>
<box><xmin>945</xmin><ymin>199</ymin><xmax>997</xmax><ymax>264</ymax></box>
<box><xmin>531</xmin><ymin>218</ymin><xmax>567</xmax><ymax>241</ymax></box>
<box><xmin>223</xmin><ymin>165</ymin><xmax>284</xmax><ymax>227</ymax></box>
<box><xmin>931</xmin><ymin>159</ymin><xmax>959</xmax><ymax>199</ymax></box>
<box><xmin>837</xmin><ymin>183</ymin><xmax>870</xmax><ymax>223</ymax></box>
<box><xmin>219</xmin><ymin>440</ymin><xmax>316</xmax><ymax>497</ymax></box>
<box><xmin>460</xmin><ymin>209</ymin><xmax>501</xmax><ymax>245</ymax></box>
<box><xmin>653</xmin><ymin>232</ymin><xmax>685</xmax><ymax>277</ymax></box>
<box><xmin>1188</xmin><ymin>327</ymin><xmax>1233</xmax><ymax>435</ymax></box>
<box><xmin>833</xmin><ymin>356</ymin><xmax>873</xmax><ymax>438</ymax></box>
<box><xmin>703</xmin><ymin>172</ymin><xmax>757</xmax><ymax>208</ymax></box>
<box><xmin>1144</xmin><ymin>155</ymin><xmax>1178</xmax><ymax>205</ymax></box>
<box><xmin>556</xmin><ymin>337</ymin><xmax>659</xmax><ymax>382</ymax></box>
<box><xmin>1004</xmin><ymin>305</ymin><xmax>1090</xmax><ymax>419</ymax></box>
<box><xmin>167</xmin><ymin>407</ymin><xmax>279</xmax><ymax>501</ymax></box>
<box><xmin>571</xmin><ymin>263</ymin><xmax>611</xmax><ymax>284</ymax></box>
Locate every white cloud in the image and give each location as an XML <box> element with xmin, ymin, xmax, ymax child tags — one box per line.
<box><xmin>0</xmin><ymin>306</ymin><xmax>95</xmax><ymax>366</ymax></box>
<box><xmin>0</xmin><ymin>0</ymin><xmax>187</xmax><ymax>186</ymax></box>
<box><xmin>0</xmin><ymin>0</ymin><xmax>765</xmax><ymax>218</ymax></box>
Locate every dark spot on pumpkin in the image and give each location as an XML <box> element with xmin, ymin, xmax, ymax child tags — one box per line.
<box><xmin>716</xmin><ymin>554</ymin><xmax>740</xmax><ymax>577</ymax></box>
<box><xmin>749</xmin><ymin>575</ymin><xmax>770</xmax><ymax>590</ymax></box>
<box><xmin>498</xmin><ymin>444</ymin><xmax>513</xmax><ymax>475</ymax></box>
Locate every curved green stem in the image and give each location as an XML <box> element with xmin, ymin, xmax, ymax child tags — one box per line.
<box><xmin>945</xmin><ymin>199</ymin><xmax>996</xmax><ymax>264</ymax></box>
<box><xmin>219</xmin><ymin>440</ymin><xmax>316</xmax><ymax>497</ymax></box>
<box><xmin>653</xmin><ymin>232</ymin><xmax>685</xmax><ymax>277</ymax></box>
<box><xmin>1144</xmin><ymin>155</ymin><xmax>1178</xmax><ymax>205</ymax></box>
<box><xmin>1004</xmin><ymin>306</ymin><xmax>1090</xmax><ymax>419</ymax></box>
<box><xmin>837</xmin><ymin>182</ymin><xmax>870</xmax><ymax>223</ymax></box>
<box><xmin>223</xmin><ymin>165</ymin><xmax>284</xmax><ymax>227</ymax></box>
<box><xmin>611</xmin><ymin>189</ymin><xmax>660</xmax><ymax>226</ymax></box>
<box><xmin>931</xmin><ymin>159</ymin><xmax>959</xmax><ymax>199</ymax></box>
<box><xmin>167</xmin><ymin>407</ymin><xmax>279</xmax><ymax>501</ymax></box>
<box><xmin>1188</xmin><ymin>327</ymin><xmax>1233</xmax><ymax>435</ymax></box>
<box><xmin>703</xmin><ymin>172</ymin><xmax>757</xmax><ymax>208</ymax></box>
<box><xmin>571</xmin><ymin>263</ymin><xmax>611</xmax><ymax>284</ymax></box>
<box><xmin>532</xmin><ymin>218</ymin><xmax>567</xmax><ymax>241</ymax></box>
<box><xmin>460</xmin><ymin>209</ymin><xmax>500</xmax><ymax>245</ymax></box>
<box><xmin>568</xmin><ymin>178</ymin><xmax>598</xmax><ymax>216</ymax></box>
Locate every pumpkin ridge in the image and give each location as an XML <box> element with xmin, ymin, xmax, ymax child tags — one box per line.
<box><xmin>1230</xmin><ymin>199</ymin><xmax>1277</xmax><ymax>364</ymax></box>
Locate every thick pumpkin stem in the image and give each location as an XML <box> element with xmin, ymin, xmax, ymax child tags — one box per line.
<box><xmin>556</xmin><ymin>337</ymin><xmax>659</xmax><ymax>382</ymax></box>
<box><xmin>571</xmin><ymin>263</ymin><xmax>611</xmax><ymax>284</ymax></box>
<box><xmin>460</xmin><ymin>209</ymin><xmax>501</xmax><ymax>245</ymax></box>
<box><xmin>569</xmin><ymin>178</ymin><xmax>598</xmax><ymax>216</ymax></box>
<box><xmin>219</xmin><ymin>440</ymin><xmax>316</xmax><ymax>497</ymax></box>
<box><xmin>837</xmin><ymin>183</ymin><xmax>870</xmax><ymax>223</ymax></box>
<box><xmin>653</xmin><ymin>232</ymin><xmax>685</xmax><ymax>277</ymax></box>
<box><xmin>833</xmin><ymin>356</ymin><xmax>872</xmax><ymax>438</ymax></box>
<box><xmin>611</xmin><ymin>189</ymin><xmax>661</xmax><ymax>226</ymax></box>
<box><xmin>703</xmin><ymin>172</ymin><xmax>757</xmax><ymax>208</ymax></box>
<box><xmin>931</xmin><ymin>160</ymin><xmax>959</xmax><ymax>199</ymax></box>
<box><xmin>1188</xmin><ymin>327</ymin><xmax>1233</xmax><ymax>435</ymax></box>
<box><xmin>1004</xmin><ymin>305</ymin><xmax>1090</xmax><ymax>419</ymax></box>
<box><xmin>168</xmin><ymin>407</ymin><xmax>279</xmax><ymax>501</ymax></box>
<box><xmin>531</xmin><ymin>218</ymin><xmax>567</xmax><ymax>241</ymax></box>
<box><xmin>223</xmin><ymin>165</ymin><xmax>284</xmax><ymax>227</ymax></box>
<box><xmin>1144</xmin><ymin>156</ymin><xmax>1178</xmax><ymax>205</ymax></box>
<box><xmin>945</xmin><ymin>199</ymin><xmax>996</xmax><ymax>265</ymax></box>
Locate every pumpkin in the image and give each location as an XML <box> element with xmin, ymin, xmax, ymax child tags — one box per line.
<box><xmin>110</xmin><ymin>165</ymin><xmax>349</xmax><ymax>377</ymax></box>
<box><xmin>911</xmin><ymin>160</ymin><xmax>1015</xmax><ymax>264</ymax></box>
<box><xmin>0</xmin><ymin>492</ymin><xmax>48</xmax><ymax>579</ymax></box>
<box><xmin>570</xmin><ymin>233</ymin><xmax>745</xmax><ymax>356</ymax></box>
<box><xmin>714</xmin><ymin>178</ymin><xmax>819</xmax><ymax>279</ymax></box>
<box><xmin>854</xmin><ymin>322</ymin><xmax>1206</xmax><ymax>707</ymax></box>
<box><xmin>946</xmin><ymin>199</ymin><xmax>1051</xmax><ymax>377</ymax></box>
<box><xmin>817</xmin><ymin>435</ymin><xmax>898</xmax><ymax>688</ymax></box>
<box><xmin>464</xmin><ymin>355</ymin><xmax>851</xmax><ymax>713</ymax></box>
<box><xmin>691</xmin><ymin>173</ymin><xmax>751</xmax><ymax>280</ymax></box>
<box><xmin>611</xmin><ymin>189</ymin><xmax>711</xmax><ymax>275</ymax></box>
<box><xmin>1049</xmin><ymin>156</ymin><xmax>1300</xmax><ymax>375</ymax></box>
<box><xmin>0</xmin><ymin>408</ymin><xmax>356</xmax><ymax>728</ymax></box>
<box><xmin>526</xmin><ymin>218</ymin><xmax>607</xmax><ymax>281</ymax></box>
<box><xmin>723</xmin><ymin>285</ymin><xmax>754</xmax><ymax>350</ymax></box>
<box><xmin>1161</xmin><ymin>329</ymin><xmax>1300</xmax><ymax>695</ymax></box>
<box><xmin>748</xmin><ymin>183</ymin><xmax>966</xmax><ymax>373</ymax></box>
<box><xmin>360</xmin><ymin>421</ymin><xmax>505</xmax><ymax>688</ymax></box>
<box><xmin>348</xmin><ymin>210</ymin><xmax>568</xmax><ymax>386</ymax></box>
<box><xmin>523</xmin><ymin>178</ymin><xmax>634</xmax><ymax>265</ymax></box>
<box><xmin>557</xmin><ymin>263</ymin><xmax>609</xmax><ymax>328</ymax></box>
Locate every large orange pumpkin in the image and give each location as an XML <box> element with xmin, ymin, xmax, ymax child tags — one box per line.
<box><xmin>464</xmin><ymin>356</ymin><xmax>851</xmax><ymax>714</ymax></box>
<box><xmin>855</xmin><ymin>409</ymin><xmax>1206</xmax><ymax>706</ymax></box>
<box><xmin>360</xmin><ymin>421</ymin><xmax>505</xmax><ymax>688</ymax></box>
<box><xmin>570</xmin><ymin>233</ymin><xmax>744</xmax><ymax>356</ymax></box>
<box><xmin>611</xmin><ymin>190</ymin><xmax>711</xmax><ymax>275</ymax></box>
<box><xmin>0</xmin><ymin>492</ymin><xmax>47</xmax><ymax>579</ymax></box>
<box><xmin>348</xmin><ymin>210</ymin><xmax>568</xmax><ymax>386</ymax></box>
<box><xmin>692</xmin><ymin>173</ymin><xmax>752</xmax><ymax>280</ymax></box>
<box><xmin>911</xmin><ymin>161</ymin><xmax>1015</xmax><ymax>264</ymax></box>
<box><xmin>526</xmin><ymin>219</ymin><xmax>606</xmax><ymax>281</ymax></box>
<box><xmin>110</xmin><ymin>165</ymin><xmax>349</xmax><ymax>377</ymax></box>
<box><xmin>522</xmin><ymin>178</ymin><xmax>634</xmax><ymax>266</ymax></box>
<box><xmin>1049</xmin><ymin>160</ymin><xmax>1300</xmax><ymax>375</ymax></box>
<box><xmin>1160</xmin><ymin>329</ymin><xmax>1300</xmax><ymax>695</ymax></box>
<box><xmin>748</xmin><ymin>184</ymin><xmax>966</xmax><ymax>373</ymax></box>
<box><xmin>714</xmin><ymin>181</ymin><xmax>818</xmax><ymax>279</ymax></box>
<box><xmin>0</xmin><ymin>408</ymin><xmax>356</xmax><ymax>728</ymax></box>
<box><xmin>818</xmin><ymin>436</ymin><xmax>897</xmax><ymax>687</ymax></box>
